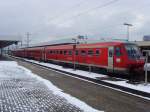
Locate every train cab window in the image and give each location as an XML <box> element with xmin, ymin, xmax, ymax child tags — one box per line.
<box><xmin>115</xmin><ymin>47</ymin><xmax>121</xmax><ymax>57</ymax></box>
<box><xmin>68</xmin><ymin>50</ymin><xmax>72</xmax><ymax>55</ymax></box>
<box><xmin>64</xmin><ymin>51</ymin><xmax>67</xmax><ymax>55</ymax></box>
<box><xmin>88</xmin><ymin>50</ymin><xmax>93</xmax><ymax>55</ymax></box>
<box><xmin>125</xmin><ymin>44</ymin><xmax>141</xmax><ymax>59</ymax></box>
<box><xmin>81</xmin><ymin>50</ymin><xmax>86</xmax><ymax>56</ymax></box>
<box><xmin>95</xmin><ymin>50</ymin><xmax>100</xmax><ymax>56</ymax></box>
<box><xmin>75</xmin><ymin>50</ymin><xmax>78</xmax><ymax>55</ymax></box>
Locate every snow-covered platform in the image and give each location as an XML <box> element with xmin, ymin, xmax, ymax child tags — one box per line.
<box><xmin>20</xmin><ymin>58</ymin><xmax>150</xmax><ymax>100</ymax></box>
<box><xmin>0</xmin><ymin>61</ymin><xmax>101</xmax><ymax>112</ymax></box>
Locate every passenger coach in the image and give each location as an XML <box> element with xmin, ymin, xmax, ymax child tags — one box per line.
<box><xmin>12</xmin><ymin>41</ymin><xmax>145</xmax><ymax>75</ymax></box>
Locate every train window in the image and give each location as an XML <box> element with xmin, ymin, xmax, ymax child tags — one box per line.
<box><xmin>115</xmin><ymin>47</ymin><xmax>121</xmax><ymax>57</ymax></box>
<box><xmin>95</xmin><ymin>50</ymin><xmax>100</xmax><ymax>56</ymax></box>
<box><xmin>143</xmin><ymin>52</ymin><xmax>146</xmax><ymax>57</ymax></box>
<box><xmin>68</xmin><ymin>50</ymin><xmax>72</xmax><ymax>55</ymax></box>
<box><xmin>56</xmin><ymin>51</ymin><xmax>59</xmax><ymax>54</ymax></box>
<box><xmin>60</xmin><ymin>51</ymin><xmax>62</xmax><ymax>54</ymax></box>
<box><xmin>64</xmin><ymin>51</ymin><xmax>67</xmax><ymax>55</ymax></box>
<box><xmin>81</xmin><ymin>50</ymin><xmax>86</xmax><ymax>56</ymax></box>
<box><xmin>109</xmin><ymin>50</ymin><xmax>113</xmax><ymax>57</ymax></box>
<box><xmin>75</xmin><ymin>50</ymin><xmax>78</xmax><ymax>55</ymax></box>
<box><xmin>88</xmin><ymin>50</ymin><xmax>93</xmax><ymax>55</ymax></box>
<box><xmin>59</xmin><ymin>51</ymin><xmax>61</xmax><ymax>54</ymax></box>
<box><xmin>50</xmin><ymin>51</ymin><xmax>52</xmax><ymax>54</ymax></box>
<box><xmin>125</xmin><ymin>44</ymin><xmax>141</xmax><ymax>59</ymax></box>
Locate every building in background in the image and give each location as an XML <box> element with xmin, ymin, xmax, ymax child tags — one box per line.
<box><xmin>133</xmin><ymin>35</ymin><xmax>150</xmax><ymax>62</ymax></box>
<box><xmin>143</xmin><ymin>35</ymin><xmax>150</xmax><ymax>41</ymax></box>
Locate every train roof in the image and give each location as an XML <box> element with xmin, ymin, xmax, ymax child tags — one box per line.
<box><xmin>13</xmin><ymin>41</ymin><xmax>137</xmax><ymax>51</ymax></box>
<box><xmin>45</xmin><ymin>41</ymin><xmax>129</xmax><ymax>49</ymax></box>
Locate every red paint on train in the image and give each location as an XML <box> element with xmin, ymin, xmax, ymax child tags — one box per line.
<box><xmin>12</xmin><ymin>42</ymin><xmax>145</xmax><ymax>74</ymax></box>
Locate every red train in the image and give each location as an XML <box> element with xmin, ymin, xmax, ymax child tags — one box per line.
<box><xmin>12</xmin><ymin>41</ymin><xmax>145</xmax><ymax>74</ymax></box>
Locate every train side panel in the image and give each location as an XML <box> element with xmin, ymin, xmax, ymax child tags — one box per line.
<box><xmin>12</xmin><ymin>42</ymin><xmax>145</xmax><ymax>75</ymax></box>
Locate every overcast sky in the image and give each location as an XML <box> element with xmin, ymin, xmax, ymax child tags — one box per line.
<box><xmin>0</xmin><ymin>0</ymin><xmax>150</xmax><ymax>44</ymax></box>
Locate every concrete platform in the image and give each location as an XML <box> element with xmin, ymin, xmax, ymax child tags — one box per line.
<box><xmin>11</xmin><ymin>57</ymin><xmax>150</xmax><ymax>112</ymax></box>
<box><xmin>0</xmin><ymin>61</ymin><xmax>98</xmax><ymax>112</ymax></box>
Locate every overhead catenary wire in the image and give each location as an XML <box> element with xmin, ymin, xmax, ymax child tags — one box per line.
<box><xmin>50</xmin><ymin>0</ymin><xmax>119</xmax><ymax>25</ymax></box>
<box><xmin>32</xmin><ymin>0</ymin><xmax>89</xmax><ymax>35</ymax></box>
<box><xmin>48</xmin><ymin>0</ymin><xmax>88</xmax><ymax>21</ymax></box>
<box><xmin>47</xmin><ymin>0</ymin><xmax>120</xmax><ymax>39</ymax></box>
<box><xmin>32</xmin><ymin>0</ymin><xmax>119</xmax><ymax>36</ymax></box>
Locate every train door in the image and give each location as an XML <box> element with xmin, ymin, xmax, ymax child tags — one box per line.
<box><xmin>42</xmin><ymin>48</ymin><xmax>45</xmax><ymax>61</ymax></box>
<box><xmin>44</xmin><ymin>47</ymin><xmax>47</xmax><ymax>61</ymax></box>
<box><xmin>80</xmin><ymin>49</ymin><xmax>87</xmax><ymax>64</ymax></box>
<box><xmin>108</xmin><ymin>47</ymin><xmax>114</xmax><ymax>71</ymax></box>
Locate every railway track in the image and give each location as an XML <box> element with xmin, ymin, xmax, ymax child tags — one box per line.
<box><xmin>9</xmin><ymin>55</ymin><xmax>150</xmax><ymax>100</ymax></box>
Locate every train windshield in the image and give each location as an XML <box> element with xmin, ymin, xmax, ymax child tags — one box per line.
<box><xmin>125</xmin><ymin>44</ymin><xmax>141</xmax><ymax>60</ymax></box>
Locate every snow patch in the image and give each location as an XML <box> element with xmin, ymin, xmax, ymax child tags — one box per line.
<box><xmin>0</xmin><ymin>61</ymin><xmax>102</xmax><ymax>112</ymax></box>
<box><xmin>104</xmin><ymin>80</ymin><xmax>150</xmax><ymax>93</ymax></box>
<box><xmin>20</xmin><ymin>66</ymin><xmax>101</xmax><ymax>112</ymax></box>
<box><xmin>144</xmin><ymin>63</ymin><xmax>150</xmax><ymax>71</ymax></box>
<box><xmin>25</xmin><ymin>59</ymin><xmax>107</xmax><ymax>79</ymax></box>
<box><xmin>23</xmin><ymin>58</ymin><xmax>150</xmax><ymax>95</ymax></box>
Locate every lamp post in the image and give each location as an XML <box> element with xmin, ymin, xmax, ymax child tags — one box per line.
<box><xmin>144</xmin><ymin>52</ymin><xmax>149</xmax><ymax>85</ymax></box>
<box><xmin>124</xmin><ymin>23</ymin><xmax>133</xmax><ymax>41</ymax></box>
<box><xmin>72</xmin><ymin>38</ymin><xmax>77</xmax><ymax>70</ymax></box>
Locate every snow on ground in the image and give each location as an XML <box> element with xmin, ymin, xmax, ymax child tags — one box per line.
<box><xmin>144</xmin><ymin>63</ymin><xmax>150</xmax><ymax>71</ymax></box>
<box><xmin>23</xmin><ymin>59</ymin><xmax>150</xmax><ymax>95</ymax></box>
<box><xmin>25</xmin><ymin>59</ymin><xmax>108</xmax><ymax>79</ymax></box>
<box><xmin>0</xmin><ymin>61</ymin><xmax>102</xmax><ymax>112</ymax></box>
<box><xmin>104</xmin><ymin>80</ymin><xmax>150</xmax><ymax>93</ymax></box>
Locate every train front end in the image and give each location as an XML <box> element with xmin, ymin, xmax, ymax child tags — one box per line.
<box><xmin>125</xmin><ymin>43</ymin><xmax>145</xmax><ymax>73</ymax></box>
